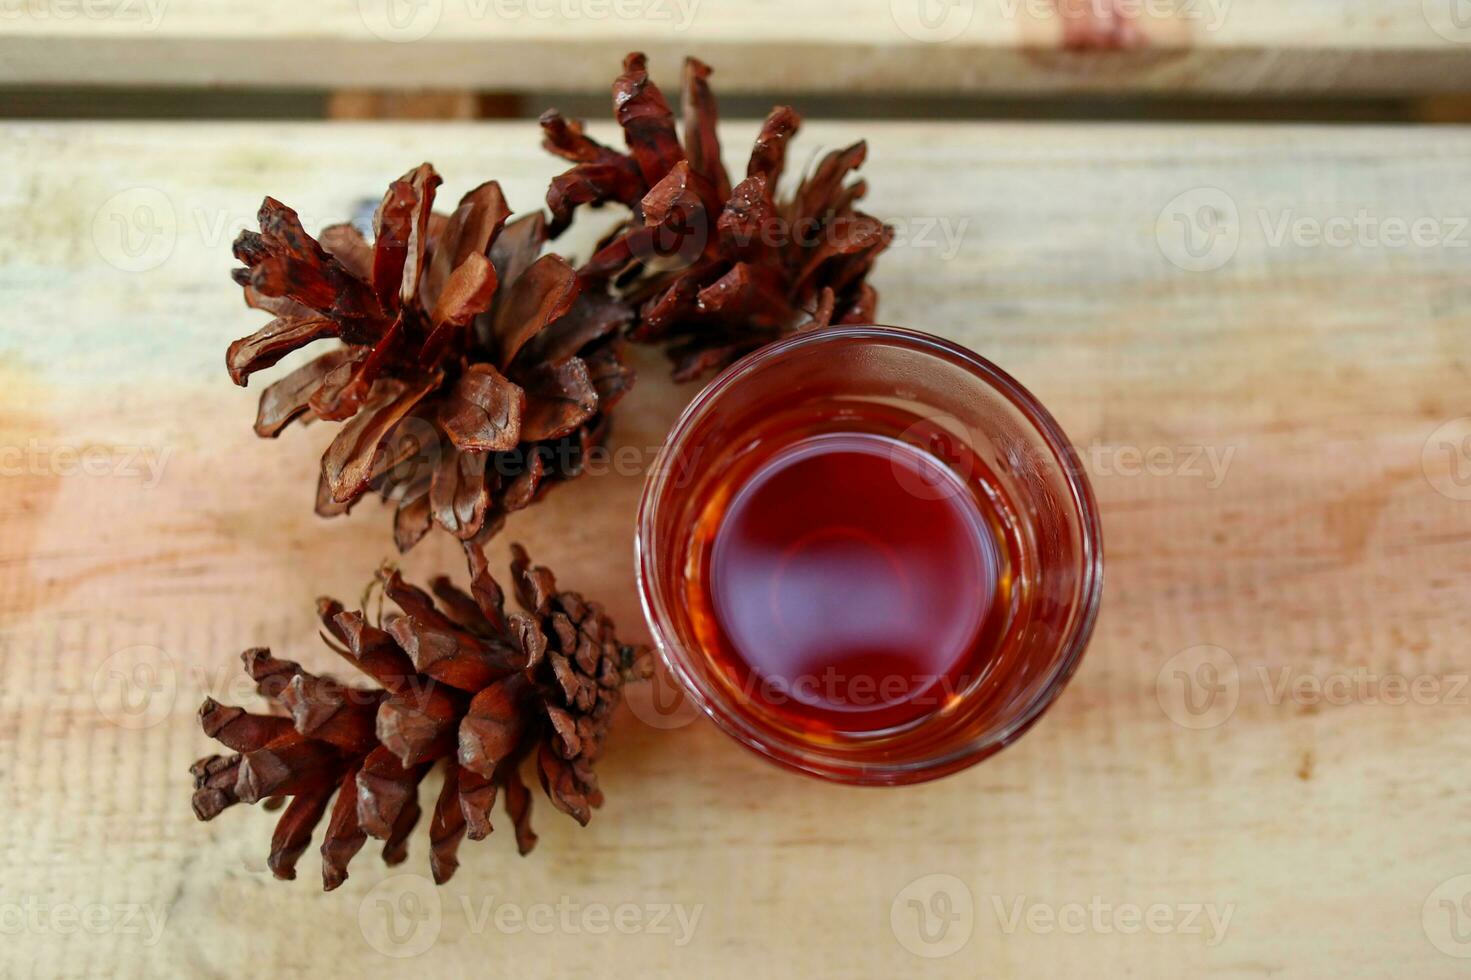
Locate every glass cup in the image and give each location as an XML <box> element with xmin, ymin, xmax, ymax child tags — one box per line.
<box><xmin>636</xmin><ymin>325</ymin><xmax>1103</xmax><ymax>785</ymax></box>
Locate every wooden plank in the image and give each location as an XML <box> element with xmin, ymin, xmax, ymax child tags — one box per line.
<box><xmin>3</xmin><ymin>0</ymin><xmax>1471</xmax><ymax>95</ymax></box>
<box><xmin>3</xmin><ymin>119</ymin><xmax>1471</xmax><ymax>977</ymax></box>
<box><xmin>325</xmin><ymin>89</ymin><xmax>487</xmax><ymax>119</ymax></box>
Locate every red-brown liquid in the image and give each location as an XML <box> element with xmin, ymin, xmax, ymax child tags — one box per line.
<box><xmin>685</xmin><ymin>402</ymin><xmax>1024</xmax><ymax>738</ymax></box>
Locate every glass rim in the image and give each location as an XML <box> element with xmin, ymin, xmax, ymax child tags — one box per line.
<box><xmin>634</xmin><ymin>324</ymin><xmax>1105</xmax><ymax>785</ymax></box>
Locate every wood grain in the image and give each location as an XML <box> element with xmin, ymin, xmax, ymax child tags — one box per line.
<box><xmin>2</xmin><ymin>119</ymin><xmax>1471</xmax><ymax>977</ymax></box>
<box><xmin>3</xmin><ymin>0</ymin><xmax>1471</xmax><ymax>95</ymax></box>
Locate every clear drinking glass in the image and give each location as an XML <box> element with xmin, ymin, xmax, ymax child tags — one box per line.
<box><xmin>636</xmin><ymin>326</ymin><xmax>1103</xmax><ymax>785</ymax></box>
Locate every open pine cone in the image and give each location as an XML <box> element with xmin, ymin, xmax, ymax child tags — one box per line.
<box><xmin>227</xmin><ymin>164</ymin><xmax>635</xmax><ymax>550</ymax></box>
<box><xmin>190</xmin><ymin>544</ymin><xmax>651</xmax><ymax>889</ymax></box>
<box><xmin>541</xmin><ymin>52</ymin><xmax>894</xmax><ymax>380</ymax></box>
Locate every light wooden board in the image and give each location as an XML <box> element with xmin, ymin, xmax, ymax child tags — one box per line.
<box><xmin>3</xmin><ymin>119</ymin><xmax>1471</xmax><ymax>977</ymax></box>
<box><xmin>4</xmin><ymin>0</ymin><xmax>1471</xmax><ymax>95</ymax></box>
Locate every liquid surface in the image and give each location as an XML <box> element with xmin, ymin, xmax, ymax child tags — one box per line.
<box><xmin>706</xmin><ymin>432</ymin><xmax>1001</xmax><ymax>734</ymax></box>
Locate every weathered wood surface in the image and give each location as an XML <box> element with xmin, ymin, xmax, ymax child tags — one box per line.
<box><xmin>3</xmin><ymin>0</ymin><xmax>1471</xmax><ymax>95</ymax></box>
<box><xmin>2</xmin><ymin>120</ymin><xmax>1471</xmax><ymax>977</ymax></box>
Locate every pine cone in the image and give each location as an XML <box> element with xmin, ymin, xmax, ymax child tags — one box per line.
<box><xmin>190</xmin><ymin>544</ymin><xmax>651</xmax><ymax>889</ymax></box>
<box><xmin>541</xmin><ymin>53</ymin><xmax>894</xmax><ymax>381</ymax></box>
<box><xmin>226</xmin><ymin>164</ymin><xmax>636</xmax><ymax>550</ymax></box>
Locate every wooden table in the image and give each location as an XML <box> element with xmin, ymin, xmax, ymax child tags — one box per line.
<box><xmin>5</xmin><ymin>0</ymin><xmax>1471</xmax><ymax>95</ymax></box>
<box><xmin>3</xmin><ymin>119</ymin><xmax>1470</xmax><ymax>977</ymax></box>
